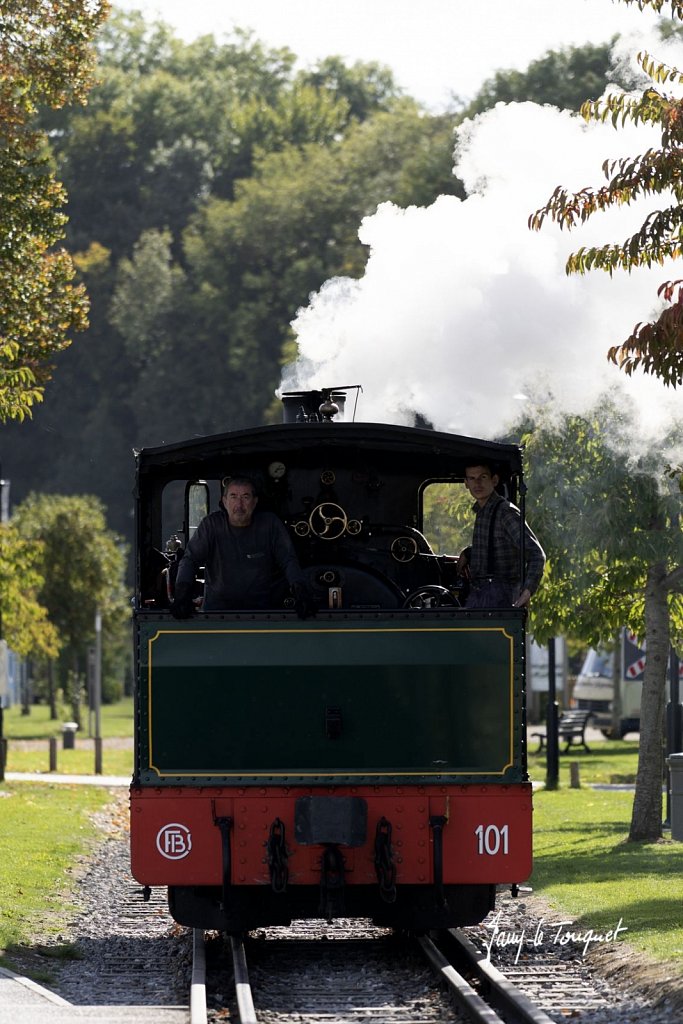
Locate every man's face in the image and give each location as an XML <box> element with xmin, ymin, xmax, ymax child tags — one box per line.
<box><xmin>223</xmin><ymin>484</ymin><xmax>258</xmax><ymax>527</ymax></box>
<box><xmin>464</xmin><ymin>466</ymin><xmax>499</xmax><ymax>507</ymax></box>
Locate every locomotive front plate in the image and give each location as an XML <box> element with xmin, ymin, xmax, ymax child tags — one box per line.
<box><xmin>137</xmin><ymin>615</ymin><xmax>524</xmax><ymax>784</ymax></box>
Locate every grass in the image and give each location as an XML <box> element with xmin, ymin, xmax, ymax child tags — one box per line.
<box><xmin>2</xmin><ymin>697</ymin><xmax>134</xmax><ymax>776</ymax></box>
<box><xmin>528</xmin><ymin>738</ymin><xmax>682</xmax><ymax>973</ymax></box>
<box><xmin>5</xmin><ymin>745</ymin><xmax>132</xmax><ymax>776</ymax></box>
<box><xmin>531</xmin><ymin>787</ymin><xmax>683</xmax><ymax>971</ymax></box>
<box><xmin>0</xmin><ymin>782</ymin><xmax>111</xmax><ymax>963</ymax></box>
<box><xmin>527</xmin><ymin>738</ymin><xmax>640</xmax><ymax>786</ymax></box>
<box><xmin>2</xmin><ymin>697</ymin><xmax>134</xmax><ymax>740</ymax></box>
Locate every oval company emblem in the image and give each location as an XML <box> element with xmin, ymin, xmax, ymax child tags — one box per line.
<box><xmin>156</xmin><ymin>822</ymin><xmax>193</xmax><ymax>860</ymax></box>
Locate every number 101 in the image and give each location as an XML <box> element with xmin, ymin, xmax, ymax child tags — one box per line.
<box><xmin>474</xmin><ymin>823</ymin><xmax>509</xmax><ymax>855</ymax></box>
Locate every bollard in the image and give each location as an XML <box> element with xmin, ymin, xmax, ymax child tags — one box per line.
<box><xmin>570</xmin><ymin>762</ymin><xmax>581</xmax><ymax>789</ymax></box>
<box><xmin>62</xmin><ymin>722</ymin><xmax>78</xmax><ymax>750</ymax></box>
<box><xmin>667</xmin><ymin>753</ymin><xmax>683</xmax><ymax>841</ymax></box>
<box><xmin>49</xmin><ymin>736</ymin><xmax>58</xmax><ymax>772</ymax></box>
<box><xmin>94</xmin><ymin>736</ymin><xmax>103</xmax><ymax>775</ymax></box>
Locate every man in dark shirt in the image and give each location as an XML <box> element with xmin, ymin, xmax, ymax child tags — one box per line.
<box><xmin>458</xmin><ymin>462</ymin><xmax>545</xmax><ymax>609</ymax></box>
<box><xmin>171</xmin><ymin>476</ymin><xmax>313</xmax><ymax>617</ymax></box>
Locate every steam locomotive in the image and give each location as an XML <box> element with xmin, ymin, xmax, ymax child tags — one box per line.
<box><xmin>130</xmin><ymin>388</ymin><xmax>532</xmax><ymax>932</ymax></box>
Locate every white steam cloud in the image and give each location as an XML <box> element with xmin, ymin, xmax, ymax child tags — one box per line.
<box><xmin>283</xmin><ymin>35</ymin><xmax>683</xmax><ymax>450</ymax></box>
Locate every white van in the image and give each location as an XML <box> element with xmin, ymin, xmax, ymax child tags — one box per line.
<box><xmin>571</xmin><ymin>633</ymin><xmax>644</xmax><ymax>739</ymax></box>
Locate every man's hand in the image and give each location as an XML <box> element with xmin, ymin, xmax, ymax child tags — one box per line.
<box><xmin>456</xmin><ymin>546</ymin><xmax>472</xmax><ymax>579</ymax></box>
<box><xmin>170</xmin><ymin>582</ymin><xmax>195</xmax><ymax>619</ymax></box>
<box><xmin>292</xmin><ymin>582</ymin><xmax>317</xmax><ymax>619</ymax></box>
<box><xmin>513</xmin><ymin>588</ymin><xmax>531</xmax><ymax>608</ymax></box>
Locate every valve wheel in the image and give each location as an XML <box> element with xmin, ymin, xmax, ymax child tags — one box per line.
<box><xmin>309</xmin><ymin>502</ymin><xmax>348</xmax><ymax>540</ymax></box>
<box><xmin>391</xmin><ymin>536</ymin><xmax>419</xmax><ymax>562</ymax></box>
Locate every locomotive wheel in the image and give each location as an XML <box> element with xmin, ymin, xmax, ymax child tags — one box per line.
<box><xmin>402</xmin><ymin>585</ymin><xmax>457</xmax><ymax>609</ymax></box>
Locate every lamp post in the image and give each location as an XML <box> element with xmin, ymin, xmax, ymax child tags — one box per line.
<box><xmin>94</xmin><ymin>608</ymin><xmax>102</xmax><ymax>774</ymax></box>
<box><xmin>545</xmin><ymin>637</ymin><xmax>559</xmax><ymax>790</ymax></box>
<box><xmin>0</xmin><ymin>472</ymin><xmax>9</xmax><ymax>782</ymax></box>
<box><xmin>665</xmin><ymin>648</ymin><xmax>682</xmax><ymax>828</ymax></box>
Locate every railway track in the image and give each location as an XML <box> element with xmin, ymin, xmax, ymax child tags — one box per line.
<box><xmin>189</xmin><ymin>914</ymin><xmax>613</xmax><ymax>1024</ymax></box>
<box><xmin>13</xmin><ymin>801</ymin><xmax>665</xmax><ymax>1023</ymax></box>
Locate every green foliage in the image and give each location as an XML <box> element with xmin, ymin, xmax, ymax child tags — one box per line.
<box><xmin>0</xmin><ymin>15</ymin><xmax>634</xmax><ymax>544</ymax></box>
<box><xmin>1</xmin><ymin>13</ymin><xmax>456</xmax><ymax>539</ymax></box>
<box><xmin>109</xmin><ymin>229</ymin><xmax>186</xmax><ymax>365</ymax></box>
<box><xmin>0</xmin><ymin>524</ymin><xmax>59</xmax><ymax>658</ymax></box>
<box><xmin>422</xmin><ymin>481</ymin><xmax>472</xmax><ymax>554</ymax></box>
<box><xmin>0</xmin><ymin>0</ymin><xmax>109</xmax><ymax>422</ymax></box>
<box><xmin>178</xmin><ymin>99</ymin><xmax>463</xmax><ymax>431</ymax></box>
<box><xmin>460</xmin><ymin>43</ymin><xmax>616</xmax><ymax>120</ymax></box>
<box><xmin>517</xmin><ymin>393</ymin><xmax>683</xmax><ymax>646</ymax></box>
<box><xmin>300</xmin><ymin>55</ymin><xmax>401</xmax><ymax>120</ymax></box>
<box><xmin>10</xmin><ymin>494</ymin><xmax>130</xmax><ymax>711</ymax></box>
<box><xmin>530</xmin><ymin>7</ymin><xmax>683</xmax><ymax>385</ymax></box>
<box><xmin>12</xmin><ymin>493</ymin><xmax>127</xmax><ymax>645</ymax></box>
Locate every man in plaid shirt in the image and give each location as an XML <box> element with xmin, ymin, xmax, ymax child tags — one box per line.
<box><xmin>458</xmin><ymin>462</ymin><xmax>545</xmax><ymax>610</ymax></box>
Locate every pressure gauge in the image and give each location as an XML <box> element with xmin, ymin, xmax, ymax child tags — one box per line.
<box><xmin>268</xmin><ymin>461</ymin><xmax>286</xmax><ymax>480</ymax></box>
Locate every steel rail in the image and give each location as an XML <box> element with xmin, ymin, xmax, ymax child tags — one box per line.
<box><xmin>447</xmin><ymin>928</ymin><xmax>556</xmax><ymax>1024</ymax></box>
<box><xmin>230</xmin><ymin>934</ymin><xmax>258</xmax><ymax>1024</ymax></box>
<box><xmin>416</xmin><ymin>933</ymin><xmax>505</xmax><ymax>1023</ymax></box>
<box><xmin>190</xmin><ymin>928</ymin><xmax>207</xmax><ymax>1024</ymax></box>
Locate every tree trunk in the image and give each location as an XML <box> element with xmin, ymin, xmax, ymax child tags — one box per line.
<box><xmin>20</xmin><ymin>658</ymin><xmax>30</xmax><ymax>715</ymax></box>
<box><xmin>629</xmin><ymin>562</ymin><xmax>668</xmax><ymax>842</ymax></box>
<box><xmin>70</xmin><ymin>653</ymin><xmax>82</xmax><ymax>730</ymax></box>
<box><xmin>48</xmin><ymin>658</ymin><xmax>57</xmax><ymax>720</ymax></box>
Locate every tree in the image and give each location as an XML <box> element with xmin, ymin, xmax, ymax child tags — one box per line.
<box><xmin>527</xmin><ymin>1</ymin><xmax>683</xmax><ymax>843</ymax></box>
<box><xmin>300</xmin><ymin>55</ymin><xmax>401</xmax><ymax>120</ymax></box>
<box><xmin>180</xmin><ymin>100</ymin><xmax>463</xmax><ymax>434</ymax></box>
<box><xmin>109</xmin><ymin>229</ymin><xmax>186</xmax><ymax>367</ymax></box>
<box><xmin>459</xmin><ymin>42</ymin><xmax>617</xmax><ymax>120</ymax></box>
<box><xmin>517</xmin><ymin>393</ymin><xmax>683</xmax><ymax>842</ymax></box>
<box><xmin>529</xmin><ymin>2</ymin><xmax>683</xmax><ymax>385</ymax></box>
<box><xmin>1</xmin><ymin>15</ymin><xmax>621</xmax><ymax>543</ymax></box>
<box><xmin>0</xmin><ymin>524</ymin><xmax>60</xmax><ymax>660</ymax></box>
<box><xmin>11</xmin><ymin>493</ymin><xmax>129</xmax><ymax>725</ymax></box>
<box><xmin>0</xmin><ymin>0</ymin><xmax>109</xmax><ymax>421</ymax></box>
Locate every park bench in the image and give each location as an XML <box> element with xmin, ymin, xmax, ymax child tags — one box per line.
<box><xmin>532</xmin><ymin>710</ymin><xmax>594</xmax><ymax>754</ymax></box>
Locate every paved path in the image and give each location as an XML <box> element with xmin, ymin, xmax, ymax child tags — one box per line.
<box><xmin>3</xmin><ymin>771</ymin><xmax>130</xmax><ymax>786</ymax></box>
<box><xmin>0</xmin><ymin>965</ymin><xmax>187</xmax><ymax>1021</ymax></box>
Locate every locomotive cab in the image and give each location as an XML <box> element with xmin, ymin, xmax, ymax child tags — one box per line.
<box><xmin>130</xmin><ymin>389</ymin><xmax>533</xmax><ymax>932</ymax></box>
